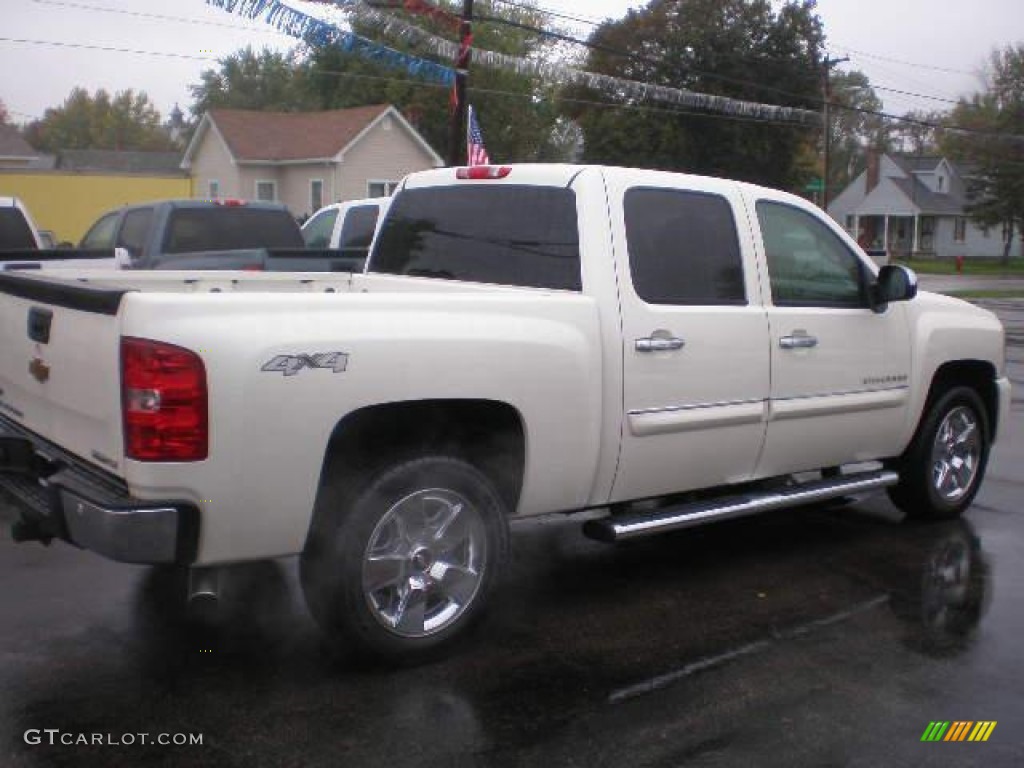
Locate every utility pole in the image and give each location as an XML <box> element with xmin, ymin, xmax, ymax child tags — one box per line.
<box><xmin>447</xmin><ymin>0</ymin><xmax>474</xmax><ymax>166</ymax></box>
<box><xmin>822</xmin><ymin>54</ymin><xmax>849</xmax><ymax>211</ymax></box>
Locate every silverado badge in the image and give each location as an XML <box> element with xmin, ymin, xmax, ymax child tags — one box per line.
<box><xmin>29</xmin><ymin>357</ymin><xmax>50</xmax><ymax>383</ymax></box>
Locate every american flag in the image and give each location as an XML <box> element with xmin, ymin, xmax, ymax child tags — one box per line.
<box><xmin>467</xmin><ymin>105</ymin><xmax>490</xmax><ymax>166</ymax></box>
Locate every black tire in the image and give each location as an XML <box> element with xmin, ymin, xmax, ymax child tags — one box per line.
<box><xmin>300</xmin><ymin>456</ymin><xmax>509</xmax><ymax>662</ymax></box>
<box><xmin>887</xmin><ymin>386</ymin><xmax>990</xmax><ymax>520</ymax></box>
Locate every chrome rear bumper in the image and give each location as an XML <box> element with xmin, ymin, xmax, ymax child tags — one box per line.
<box><xmin>0</xmin><ymin>416</ymin><xmax>197</xmax><ymax>564</ymax></box>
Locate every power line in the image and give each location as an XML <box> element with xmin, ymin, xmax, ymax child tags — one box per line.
<box><xmin>4</xmin><ymin>20</ymin><xmax>1020</xmax><ymax>142</ymax></box>
<box><xmin>871</xmin><ymin>85</ymin><xmax>961</xmax><ymax>106</ymax></box>
<box><xmin>829</xmin><ymin>42</ymin><xmax>979</xmax><ymax>77</ymax></box>
<box><xmin>490</xmin><ymin>0</ymin><xmax>606</xmax><ymax>28</ymax></box>
<box><xmin>0</xmin><ymin>36</ymin><xmax>219</xmax><ymax>62</ymax></box>
<box><xmin>39</xmin><ymin>0</ymin><xmax>970</xmax><ymax>113</ymax></box>
<box><xmin>30</xmin><ymin>0</ymin><xmax>292</xmax><ymax>35</ymax></box>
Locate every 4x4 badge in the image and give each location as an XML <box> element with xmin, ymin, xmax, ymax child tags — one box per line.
<box><xmin>261</xmin><ymin>352</ymin><xmax>348</xmax><ymax>377</ymax></box>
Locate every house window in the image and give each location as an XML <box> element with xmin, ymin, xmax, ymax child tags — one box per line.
<box><xmin>367</xmin><ymin>180</ymin><xmax>399</xmax><ymax>198</ymax></box>
<box><xmin>954</xmin><ymin>217</ymin><xmax>966</xmax><ymax>243</ymax></box>
<box><xmin>845</xmin><ymin>214</ymin><xmax>855</xmax><ymax>233</ymax></box>
<box><xmin>937</xmin><ymin>176</ymin><xmax>945</xmax><ymax>192</ymax></box>
<box><xmin>310</xmin><ymin>179</ymin><xmax>324</xmax><ymax>212</ymax></box>
<box><xmin>208</xmin><ymin>180</ymin><xmax>220</xmax><ymax>200</ymax></box>
<box><xmin>255</xmin><ymin>180</ymin><xmax>277</xmax><ymax>202</ymax></box>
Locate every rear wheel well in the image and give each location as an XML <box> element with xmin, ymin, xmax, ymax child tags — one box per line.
<box><xmin>924</xmin><ymin>361</ymin><xmax>998</xmax><ymax>441</ymax></box>
<box><xmin>315</xmin><ymin>400</ymin><xmax>526</xmax><ymax>516</ymax></box>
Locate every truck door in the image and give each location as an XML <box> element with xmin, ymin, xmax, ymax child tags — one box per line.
<box><xmin>750</xmin><ymin>196</ymin><xmax>912</xmax><ymax>477</ymax></box>
<box><xmin>607</xmin><ymin>174</ymin><xmax>771</xmax><ymax>503</ymax></box>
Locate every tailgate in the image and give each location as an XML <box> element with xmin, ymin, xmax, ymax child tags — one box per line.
<box><xmin>0</xmin><ymin>272</ymin><xmax>128</xmax><ymax>475</ymax></box>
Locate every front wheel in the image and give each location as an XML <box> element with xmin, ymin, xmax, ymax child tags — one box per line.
<box><xmin>300</xmin><ymin>456</ymin><xmax>509</xmax><ymax>661</ymax></box>
<box><xmin>888</xmin><ymin>386</ymin><xmax>991</xmax><ymax>520</ymax></box>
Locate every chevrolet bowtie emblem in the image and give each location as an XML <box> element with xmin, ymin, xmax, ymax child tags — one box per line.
<box><xmin>29</xmin><ymin>357</ymin><xmax>50</xmax><ymax>383</ymax></box>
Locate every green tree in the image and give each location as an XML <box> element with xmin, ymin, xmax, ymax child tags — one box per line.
<box><xmin>826</xmin><ymin>70</ymin><xmax>888</xmax><ymax>195</ymax></box>
<box><xmin>564</xmin><ymin>0</ymin><xmax>824</xmax><ymax>190</ymax></box>
<box><xmin>890</xmin><ymin>109</ymin><xmax>946</xmax><ymax>155</ymax></box>
<box><xmin>945</xmin><ymin>45</ymin><xmax>1024</xmax><ymax>263</ymax></box>
<box><xmin>24</xmin><ymin>87</ymin><xmax>176</xmax><ymax>152</ymax></box>
<box><xmin>188</xmin><ymin>2</ymin><xmax>572</xmax><ymax>163</ymax></box>
<box><xmin>189</xmin><ymin>47</ymin><xmax>313</xmax><ymax>118</ymax></box>
<box><xmin>301</xmin><ymin>1</ymin><xmax>569</xmax><ymax>162</ymax></box>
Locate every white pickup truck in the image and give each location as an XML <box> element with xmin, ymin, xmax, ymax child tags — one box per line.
<box><xmin>1</xmin><ymin>196</ymin><xmax>129</xmax><ymax>271</ymax></box>
<box><xmin>0</xmin><ymin>165</ymin><xmax>1010</xmax><ymax>660</ymax></box>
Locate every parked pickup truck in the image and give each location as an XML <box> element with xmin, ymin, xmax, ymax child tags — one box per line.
<box><xmin>1</xmin><ymin>196</ymin><xmax>129</xmax><ymax>271</ymax></box>
<box><xmin>79</xmin><ymin>198</ymin><xmax>364</xmax><ymax>272</ymax></box>
<box><xmin>0</xmin><ymin>165</ymin><xmax>1010</xmax><ymax>661</ymax></box>
<box><xmin>301</xmin><ymin>196</ymin><xmax>390</xmax><ymax>270</ymax></box>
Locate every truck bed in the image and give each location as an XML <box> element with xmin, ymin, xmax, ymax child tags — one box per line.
<box><xmin>0</xmin><ymin>267</ymin><xmax>603</xmax><ymax>563</ymax></box>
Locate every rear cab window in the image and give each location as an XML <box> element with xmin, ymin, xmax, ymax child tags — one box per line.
<box><xmin>0</xmin><ymin>208</ymin><xmax>38</xmax><ymax>250</ymax></box>
<box><xmin>371</xmin><ymin>185</ymin><xmax>581</xmax><ymax>291</ymax></box>
<box><xmin>163</xmin><ymin>207</ymin><xmax>304</xmax><ymax>254</ymax></box>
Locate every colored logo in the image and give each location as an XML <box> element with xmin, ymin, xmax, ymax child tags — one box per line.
<box><xmin>921</xmin><ymin>721</ymin><xmax>997</xmax><ymax>742</ymax></box>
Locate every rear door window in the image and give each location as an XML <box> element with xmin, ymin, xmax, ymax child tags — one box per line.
<box><xmin>372</xmin><ymin>186</ymin><xmax>580</xmax><ymax>290</ymax></box>
<box><xmin>624</xmin><ymin>188</ymin><xmax>746</xmax><ymax>305</ymax></box>
<box><xmin>302</xmin><ymin>208</ymin><xmax>338</xmax><ymax>248</ymax></box>
<box><xmin>117</xmin><ymin>207</ymin><xmax>154</xmax><ymax>261</ymax></box>
<box><xmin>338</xmin><ymin>205</ymin><xmax>380</xmax><ymax>250</ymax></box>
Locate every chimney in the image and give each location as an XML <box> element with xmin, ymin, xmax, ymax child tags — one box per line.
<box><xmin>866</xmin><ymin>150</ymin><xmax>880</xmax><ymax>194</ymax></box>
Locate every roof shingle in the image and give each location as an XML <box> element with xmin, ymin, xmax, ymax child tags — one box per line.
<box><xmin>57</xmin><ymin>149</ymin><xmax>184</xmax><ymax>174</ymax></box>
<box><xmin>208</xmin><ymin>105</ymin><xmax>392</xmax><ymax>162</ymax></box>
<box><xmin>0</xmin><ymin>124</ymin><xmax>38</xmax><ymax>158</ymax></box>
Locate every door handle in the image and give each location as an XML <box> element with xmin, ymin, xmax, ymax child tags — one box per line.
<box><xmin>779</xmin><ymin>332</ymin><xmax>818</xmax><ymax>350</ymax></box>
<box><xmin>636</xmin><ymin>336</ymin><xmax>685</xmax><ymax>352</ymax></box>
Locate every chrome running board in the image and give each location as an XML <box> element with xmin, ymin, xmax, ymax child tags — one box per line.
<box><xmin>583</xmin><ymin>470</ymin><xmax>899</xmax><ymax>543</ymax></box>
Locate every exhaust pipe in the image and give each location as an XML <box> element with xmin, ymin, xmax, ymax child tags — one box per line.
<box><xmin>188</xmin><ymin>566</ymin><xmax>221</xmax><ymax>602</ymax></box>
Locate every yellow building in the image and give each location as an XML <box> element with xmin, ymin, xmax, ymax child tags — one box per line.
<box><xmin>0</xmin><ymin>150</ymin><xmax>191</xmax><ymax>243</ymax></box>
<box><xmin>0</xmin><ymin>169</ymin><xmax>192</xmax><ymax>244</ymax></box>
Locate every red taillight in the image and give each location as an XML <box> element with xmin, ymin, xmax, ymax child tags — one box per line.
<box><xmin>121</xmin><ymin>337</ymin><xmax>208</xmax><ymax>462</ymax></box>
<box><xmin>215</xmin><ymin>198</ymin><xmax>247</xmax><ymax>207</ymax></box>
<box><xmin>456</xmin><ymin>166</ymin><xmax>512</xmax><ymax>180</ymax></box>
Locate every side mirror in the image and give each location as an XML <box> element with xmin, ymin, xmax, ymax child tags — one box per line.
<box><xmin>871</xmin><ymin>264</ymin><xmax>917</xmax><ymax>313</ymax></box>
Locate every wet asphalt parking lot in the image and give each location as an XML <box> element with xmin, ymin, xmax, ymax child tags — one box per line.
<box><xmin>1</xmin><ymin>299</ymin><xmax>1022</xmax><ymax>768</ymax></box>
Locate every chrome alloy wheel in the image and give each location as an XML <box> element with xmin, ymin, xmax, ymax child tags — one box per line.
<box><xmin>362</xmin><ymin>489</ymin><xmax>488</xmax><ymax>638</ymax></box>
<box><xmin>930</xmin><ymin>406</ymin><xmax>981</xmax><ymax>502</ymax></box>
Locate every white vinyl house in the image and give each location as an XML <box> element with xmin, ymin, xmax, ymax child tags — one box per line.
<box><xmin>828</xmin><ymin>152</ymin><xmax>1021</xmax><ymax>260</ymax></box>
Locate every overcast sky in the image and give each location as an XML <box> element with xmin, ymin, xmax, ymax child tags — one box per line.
<box><xmin>2</xmin><ymin>0</ymin><xmax>1022</xmax><ymax>124</ymax></box>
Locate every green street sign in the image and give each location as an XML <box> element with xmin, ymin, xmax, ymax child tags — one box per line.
<box><xmin>805</xmin><ymin>178</ymin><xmax>824</xmax><ymax>192</ymax></box>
